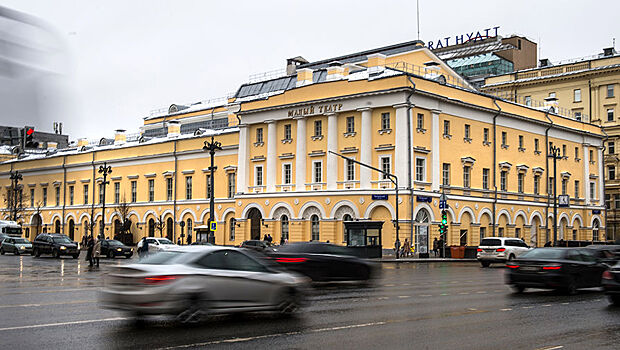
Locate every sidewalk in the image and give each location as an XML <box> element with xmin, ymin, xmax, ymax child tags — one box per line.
<box><xmin>378</xmin><ymin>257</ymin><xmax>478</xmax><ymax>263</ymax></box>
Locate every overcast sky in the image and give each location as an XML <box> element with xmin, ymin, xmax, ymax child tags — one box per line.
<box><xmin>0</xmin><ymin>0</ymin><xmax>618</xmax><ymax>141</ymax></box>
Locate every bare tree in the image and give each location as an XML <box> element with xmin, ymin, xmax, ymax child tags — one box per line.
<box><xmin>116</xmin><ymin>195</ymin><xmax>132</xmax><ymax>235</ymax></box>
<box><xmin>155</xmin><ymin>214</ymin><xmax>165</xmax><ymax>238</ymax></box>
<box><xmin>3</xmin><ymin>185</ymin><xmax>30</xmax><ymax>225</ymax></box>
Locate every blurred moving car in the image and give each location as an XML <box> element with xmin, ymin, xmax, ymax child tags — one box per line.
<box><xmin>136</xmin><ymin>237</ymin><xmax>177</xmax><ymax>254</ymax></box>
<box><xmin>506</xmin><ymin>248</ymin><xmax>607</xmax><ymax>294</ymax></box>
<box><xmin>99</xmin><ymin>246</ymin><xmax>309</xmax><ymax>323</ymax></box>
<box><xmin>190</xmin><ymin>241</ymin><xmax>213</xmax><ymax>246</ymax></box>
<box><xmin>101</xmin><ymin>239</ymin><xmax>133</xmax><ymax>259</ymax></box>
<box><xmin>602</xmin><ymin>262</ymin><xmax>620</xmax><ymax>305</ymax></box>
<box><xmin>0</xmin><ymin>237</ymin><xmax>32</xmax><ymax>255</ymax></box>
<box><xmin>263</xmin><ymin>242</ymin><xmax>377</xmax><ymax>282</ymax></box>
<box><xmin>240</xmin><ymin>240</ymin><xmax>276</xmax><ymax>252</ymax></box>
<box><xmin>32</xmin><ymin>234</ymin><xmax>79</xmax><ymax>258</ymax></box>
<box><xmin>477</xmin><ymin>237</ymin><xmax>531</xmax><ymax>267</ymax></box>
<box><xmin>585</xmin><ymin>244</ymin><xmax>620</xmax><ymax>266</ymax></box>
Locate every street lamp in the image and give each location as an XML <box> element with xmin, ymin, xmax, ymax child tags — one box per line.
<box><xmin>8</xmin><ymin>170</ymin><xmax>23</xmax><ymax>222</ymax></box>
<box><xmin>203</xmin><ymin>136</ymin><xmax>221</xmax><ymax>244</ymax></box>
<box><xmin>548</xmin><ymin>145</ymin><xmax>562</xmax><ymax>246</ymax></box>
<box><xmin>98</xmin><ymin>162</ymin><xmax>112</xmax><ymax>238</ymax></box>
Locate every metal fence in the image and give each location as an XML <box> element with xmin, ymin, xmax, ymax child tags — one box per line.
<box><xmin>385</xmin><ymin>61</ymin><xmax>474</xmax><ymax>91</ymax></box>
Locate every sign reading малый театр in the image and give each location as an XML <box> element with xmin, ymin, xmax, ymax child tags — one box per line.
<box><xmin>427</xmin><ymin>26</ymin><xmax>500</xmax><ymax>50</ymax></box>
<box><xmin>288</xmin><ymin>103</ymin><xmax>343</xmax><ymax>118</ymax></box>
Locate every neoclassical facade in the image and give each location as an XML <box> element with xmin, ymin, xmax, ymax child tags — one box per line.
<box><xmin>0</xmin><ymin>42</ymin><xmax>608</xmax><ymax>252</ymax></box>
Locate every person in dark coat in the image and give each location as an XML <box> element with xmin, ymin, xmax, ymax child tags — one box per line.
<box><xmin>86</xmin><ymin>235</ymin><xmax>94</xmax><ymax>267</ymax></box>
<box><xmin>432</xmin><ymin>238</ymin><xmax>439</xmax><ymax>257</ymax></box>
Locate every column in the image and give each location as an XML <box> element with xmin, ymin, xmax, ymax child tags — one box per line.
<box><xmin>236</xmin><ymin>124</ymin><xmax>249</xmax><ymax>194</ymax></box>
<box><xmin>295</xmin><ymin>117</ymin><xmax>307</xmax><ymax>191</ymax></box>
<box><xmin>265</xmin><ymin>120</ymin><xmax>276</xmax><ymax>193</ymax></box>
<box><xmin>393</xmin><ymin>104</ymin><xmax>409</xmax><ymax>188</ymax></box>
<box><xmin>359</xmin><ymin>108</ymin><xmax>372</xmax><ymax>188</ymax></box>
<box><xmin>326</xmin><ymin>113</ymin><xmax>338</xmax><ymax>190</ymax></box>
<box><xmin>583</xmin><ymin>144</ymin><xmax>590</xmax><ymax>203</ymax></box>
<box><xmin>431</xmin><ymin>109</ymin><xmax>441</xmax><ymax>191</ymax></box>
<box><xmin>598</xmin><ymin>147</ymin><xmax>604</xmax><ymax>206</ymax></box>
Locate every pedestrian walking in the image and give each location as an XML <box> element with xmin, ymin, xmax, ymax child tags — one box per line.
<box><xmin>177</xmin><ymin>237</ymin><xmax>181</xmax><ymax>245</ymax></box>
<box><xmin>280</xmin><ymin>235</ymin><xmax>285</xmax><ymax>245</ymax></box>
<box><xmin>432</xmin><ymin>238</ymin><xmax>439</xmax><ymax>257</ymax></box>
<box><xmin>86</xmin><ymin>235</ymin><xmax>94</xmax><ymax>267</ymax></box>
<box><xmin>438</xmin><ymin>238</ymin><xmax>444</xmax><ymax>258</ymax></box>
<box><xmin>93</xmin><ymin>236</ymin><xmax>101</xmax><ymax>267</ymax></box>
<box><xmin>394</xmin><ymin>239</ymin><xmax>401</xmax><ymax>259</ymax></box>
<box><xmin>402</xmin><ymin>238</ymin><xmax>410</xmax><ymax>258</ymax></box>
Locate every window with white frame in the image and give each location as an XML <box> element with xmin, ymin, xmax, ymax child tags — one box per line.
<box><xmin>417</xmin><ymin>113</ymin><xmax>424</xmax><ymax>130</ymax></box>
<box><xmin>549</xmin><ymin>177</ymin><xmax>554</xmax><ymax>195</ymax></box>
<box><xmin>590</xmin><ymin>181</ymin><xmax>596</xmax><ymax>199</ymax></box>
<box><xmin>562</xmin><ymin>178</ymin><xmax>567</xmax><ymax>195</ymax></box>
<box><xmin>464</xmin><ymin>124</ymin><xmax>471</xmax><ymax>140</ymax></box>
<box><xmin>227</xmin><ymin>173</ymin><xmax>236</xmax><ymax>198</ymax></box>
<box><xmin>98</xmin><ymin>183</ymin><xmax>104</xmax><ymax>204</ymax></box>
<box><xmin>255</xmin><ymin>166</ymin><xmax>263</xmax><ymax>186</ymax></box>
<box><xmin>30</xmin><ymin>188</ymin><xmax>34</xmax><ymax>207</ymax></box>
<box><xmin>281</xmin><ymin>215</ymin><xmax>289</xmax><ymax>240</ymax></box>
<box><xmin>534</xmin><ymin>175</ymin><xmax>540</xmax><ymax>195</ymax></box>
<box><xmin>43</xmin><ymin>187</ymin><xmax>47</xmax><ymax>206</ymax></box>
<box><xmin>84</xmin><ymin>184</ymin><xmax>88</xmax><ymax>204</ymax></box>
<box><xmin>442</xmin><ymin>163</ymin><xmax>450</xmax><ymax>186</ymax></box>
<box><xmin>346</xmin><ymin>158</ymin><xmax>355</xmax><ymax>181</ymax></box>
<box><xmin>463</xmin><ymin>166</ymin><xmax>471</xmax><ymax>188</ymax></box>
<box><xmin>313</xmin><ymin>161</ymin><xmax>322</xmax><ymax>183</ymax></box>
<box><xmin>311</xmin><ymin>215</ymin><xmax>320</xmax><ymax>241</ymax></box>
<box><xmin>166</xmin><ymin>178</ymin><xmax>173</xmax><ymax>201</ymax></box>
<box><xmin>148</xmin><ymin>179</ymin><xmax>154</xmax><ymax>202</ymax></box>
<box><xmin>114</xmin><ymin>182</ymin><xmax>120</xmax><ymax>203</ymax></box>
<box><xmin>535</xmin><ymin>138</ymin><xmax>539</xmax><ymax>153</ymax></box>
<box><xmin>229</xmin><ymin>218</ymin><xmax>236</xmax><ymax>241</ymax></box>
<box><xmin>574</xmin><ymin>180</ymin><xmax>579</xmax><ymax>198</ymax></box>
<box><xmin>256</xmin><ymin>128</ymin><xmax>263</xmax><ymax>143</ymax></box>
<box><xmin>483</xmin><ymin>128</ymin><xmax>489</xmax><ymax>143</ymax></box>
<box><xmin>549</xmin><ymin>92</ymin><xmax>556</xmax><ymax>98</ymax></box>
<box><xmin>381</xmin><ymin>156</ymin><xmax>391</xmax><ymax>179</ymax></box>
<box><xmin>609</xmin><ymin>141</ymin><xmax>615</xmax><ymax>154</ymax></box>
<box><xmin>518</xmin><ymin>173</ymin><xmax>524</xmax><ymax>193</ymax></box>
<box><xmin>562</xmin><ymin>144</ymin><xmax>567</xmax><ymax>157</ymax></box>
<box><xmin>131</xmin><ymin>181</ymin><xmax>137</xmax><ymax>203</ymax></box>
<box><xmin>525</xmin><ymin>96</ymin><xmax>532</xmax><ymax>106</ymax></box>
<box><xmin>284</xmin><ymin>124</ymin><xmax>292</xmax><ymax>140</ymax></box>
<box><xmin>415</xmin><ymin>158</ymin><xmax>425</xmax><ymax>182</ymax></box>
<box><xmin>381</xmin><ymin>112</ymin><xmax>390</xmax><ymax>130</ymax></box>
<box><xmin>185</xmin><ymin>176</ymin><xmax>192</xmax><ymax>200</ymax></box>
<box><xmin>609</xmin><ymin>165</ymin><xmax>616</xmax><ymax>180</ymax></box>
<box><xmin>608</xmin><ymin>108</ymin><xmax>615</xmax><ymax>122</ymax></box>
<box><xmin>483</xmin><ymin>168</ymin><xmax>489</xmax><ymax>190</ymax></box>
<box><xmin>607</xmin><ymin>84</ymin><xmax>615</xmax><ymax>98</ymax></box>
<box><xmin>314</xmin><ymin>120</ymin><xmax>322</xmax><ymax>137</ymax></box>
<box><xmin>346</xmin><ymin>116</ymin><xmax>355</xmax><ymax>133</ymax></box>
<box><xmin>501</xmin><ymin>131</ymin><xmax>507</xmax><ymax>146</ymax></box>
<box><xmin>283</xmin><ymin>163</ymin><xmax>292</xmax><ymax>184</ymax></box>
<box><xmin>500</xmin><ymin>171</ymin><xmax>507</xmax><ymax>191</ymax></box>
<box><xmin>69</xmin><ymin>186</ymin><xmax>74</xmax><ymax>205</ymax></box>
<box><xmin>574</xmin><ymin>89</ymin><xmax>581</xmax><ymax>102</ymax></box>
<box><xmin>518</xmin><ymin>135</ymin><xmax>524</xmax><ymax>149</ymax></box>
<box><xmin>443</xmin><ymin>120</ymin><xmax>450</xmax><ymax>136</ymax></box>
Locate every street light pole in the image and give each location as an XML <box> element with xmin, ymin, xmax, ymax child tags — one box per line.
<box><xmin>548</xmin><ymin>145</ymin><xmax>561</xmax><ymax>246</ymax></box>
<box><xmin>203</xmin><ymin>136</ymin><xmax>222</xmax><ymax>244</ymax></box>
<box><xmin>98</xmin><ymin>162</ymin><xmax>112</xmax><ymax>238</ymax></box>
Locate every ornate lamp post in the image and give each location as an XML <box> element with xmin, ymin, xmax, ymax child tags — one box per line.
<box><xmin>548</xmin><ymin>145</ymin><xmax>562</xmax><ymax>246</ymax></box>
<box><xmin>203</xmin><ymin>136</ymin><xmax>222</xmax><ymax>244</ymax></box>
<box><xmin>8</xmin><ymin>170</ymin><xmax>23</xmax><ymax>222</ymax></box>
<box><xmin>98</xmin><ymin>162</ymin><xmax>112</xmax><ymax>238</ymax></box>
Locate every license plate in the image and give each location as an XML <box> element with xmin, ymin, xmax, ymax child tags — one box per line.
<box><xmin>520</xmin><ymin>266</ymin><xmax>539</xmax><ymax>272</ymax></box>
<box><xmin>484</xmin><ymin>249</ymin><xmax>495</xmax><ymax>252</ymax></box>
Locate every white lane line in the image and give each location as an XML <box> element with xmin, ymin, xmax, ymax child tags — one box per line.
<box><xmin>534</xmin><ymin>346</ymin><xmax>564</xmax><ymax>350</ymax></box>
<box><xmin>377</xmin><ymin>297</ymin><xmax>389</xmax><ymax>300</ymax></box>
<box><xmin>397</xmin><ymin>296</ymin><xmax>410</xmax><ymax>299</ymax></box>
<box><xmin>420</xmin><ymin>294</ymin><xmax>432</xmax><ymax>297</ymax></box>
<box><xmin>542</xmin><ymin>304</ymin><xmax>552</xmax><ymax>307</ymax></box>
<box><xmin>384</xmin><ymin>284</ymin><xmax>395</xmax><ymax>287</ymax></box>
<box><xmin>522</xmin><ymin>306</ymin><xmax>534</xmax><ymax>309</ymax></box>
<box><xmin>157</xmin><ymin>321</ymin><xmax>388</xmax><ymax>349</ymax></box>
<box><xmin>468</xmin><ymin>308</ymin><xmax>477</xmax><ymax>311</ymax></box>
<box><xmin>476</xmin><ymin>291</ymin><xmax>487</xmax><ymax>294</ymax></box>
<box><xmin>0</xmin><ymin>300</ymin><xmax>95</xmax><ymax>309</ymax></box>
<box><xmin>458</xmin><ymin>292</ymin><xmax>469</xmax><ymax>295</ymax></box>
<box><xmin>500</xmin><ymin>308</ymin><xmax>512</xmax><ymax>311</ymax></box>
<box><xmin>0</xmin><ymin>317</ymin><xmax>127</xmax><ymax>332</ymax></box>
<box><xmin>560</xmin><ymin>302</ymin><xmax>569</xmax><ymax>305</ymax></box>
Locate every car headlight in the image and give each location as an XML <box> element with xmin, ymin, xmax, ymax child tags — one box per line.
<box><xmin>19</xmin><ymin>246</ymin><xmax>25</xmax><ymax>249</ymax></box>
<box><xmin>117</xmin><ymin>248</ymin><xmax>122</xmax><ymax>252</ymax></box>
<box><xmin>60</xmin><ymin>246</ymin><xmax>67</xmax><ymax>250</ymax></box>
<box><xmin>131</xmin><ymin>248</ymin><xmax>134</xmax><ymax>252</ymax></box>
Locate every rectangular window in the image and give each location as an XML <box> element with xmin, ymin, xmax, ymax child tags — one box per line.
<box><xmin>381</xmin><ymin>157</ymin><xmax>391</xmax><ymax>179</ymax></box>
<box><xmin>30</xmin><ymin>188</ymin><xmax>34</xmax><ymax>207</ymax></box>
<box><xmin>562</xmin><ymin>145</ymin><xmax>567</xmax><ymax>157</ymax></box>
<box><xmin>616</xmin><ymin>195</ymin><xmax>620</xmax><ymax>209</ymax></box>
<box><xmin>381</xmin><ymin>112</ymin><xmax>390</xmax><ymax>130</ymax></box>
<box><xmin>314</xmin><ymin>120</ymin><xmax>322</xmax><ymax>137</ymax></box>
<box><xmin>185</xmin><ymin>176</ymin><xmax>192</xmax><ymax>200</ymax></box>
<box><xmin>590</xmin><ymin>182</ymin><xmax>596</xmax><ymax>199</ymax></box>
<box><xmin>98</xmin><ymin>183</ymin><xmax>104</xmax><ymax>204</ymax></box>
<box><xmin>43</xmin><ymin>187</ymin><xmax>47</xmax><ymax>206</ymax></box>
<box><xmin>69</xmin><ymin>186</ymin><xmax>74</xmax><ymax>205</ymax></box>
<box><xmin>148</xmin><ymin>179</ymin><xmax>154</xmax><ymax>202</ymax></box>
<box><xmin>574</xmin><ymin>89</ymin><xmax>581</xmax><ymax>102</ymax></box>
<box><xmin>518</xmin><ymin>173</ymin><xmax>524</xmax><ymax>193</ymax></box>
<box><xmin>114</xmin><ymin>182</ymin><xmax>120</xmax><ymax>203</ymax></box>
<box><xmin>284</xmin><ymin>124</ymin><xmax>292</xmax><ymax>140</ymax></box>
<box><xmin>500</xmin><ymin>171</ymin><xmax>507</xmax><ymax>191</ymax></box>
<box><xmin>55</xmin><ymin>187</ymin><xmax>60</xmax><ymax>206</ymax></box>
<box><xmin>518</xmin><ymin>135</ymin><xmax>524</xmax><ymax>149</ymax></box>
<box><xmin>84</xmin><ymin>184</ymin><xmax>88</xmax><ymax>204</ymax></box>
<box><xmin>515</xmin><ymin>228</ymin><xmax>521</xmax><ymax>239</ymax></box>
<box><xmin>131</xmin><ymin>181</ymin><xmax>137</xmax><ymax>202</ymax></box>
<box><xmin>562</xmin><ymin>179</ymin><xmax>567</xmax><ymax>195</ymax></box>
<box><xmin>227</xmin><ymin>173</ymin><xmax>236</xmax><ymax>198</ymax></box>
<box><xmin>346</xmin><ymin>158</ymin><xmax>355</xmax><ymax>181</ymax></box>
<box><xmin>256</xmin><ymin>128</ymin><xmax>263</xmax><ymax>143</ymax></box>
<box><xmin>256</xmin><ymin>166</ymin><xmax>264</xmax><ymax>186</ymax></box>
<box><xmin>442</xmin><ymin>163</ymin><xmax>450</xmax><ymax>186</ymax></box>
<box><xmin>608</xmin><ymin>84</ymin><xmax>615</xmax><ymax>98</ymax></box>
<box><xmin>549</xmin><ymin>177</ymin><xmax>554</xmax><ymax>195</ymax></box>
<box><xmin>463</xmin><ymin>166</ymin><xmax>471</xmax><ymax>188</ymax></box>
<box><xmin>534</xmin><ymin>175</ymin><xmax>540</xmax><ymax>195</ymax></box>
<box><xmin>205</xmin><ymin>174</ymin><xmax>212</xmax><ymax>198</ymax></box>
<box><xmin>483</xmin><ymin>128</ymin><xmax>489</xmax><ymax>143</ymax></box>
<box><xmin>501</xmin><ymin>131</ymin><xmax>507</xmax><ymax>146</ymax></box>
<box><xmin>575</xmin><ymin>147</ymin><xmax>579</xmax><ymax>159</ymax></box>
<box><xmin>417</xmin><ymin>113</ymin><xmax>424</xmax><ymax>130</ymax></box>
<box><xmin>574</xmin><ymin>180</ymin><xmax>579</xmax><ymax>199</ymax></box>
<box><xmin>525</xmin><ymin>96</ymin><xmax>532</xmax><ymax>106</ymax></box>
<box><xmin>415</xmin><ymin>158</ymin><xmax>425</xmax><ymax>182</ymax></box>
<box><xmin>313</xmin><ymin>162</ymin><xmax>322</xmax><ymax>183</ymax></box>
<box><xmin>443</xmin><ymin>120</ymin><xmax>450</xmax><ymax>136</ymax></box>
<box><xmin>283</xmin><ymin>164</ymin><xmax>292</xmax><ymax>184</ymax></box>
<box><xmin>608</xmin><ymin>108</ymin><xmax>615</xmax><ymax>122</ymax></box>
<box><xmin>606</xmin><ymin>194</ymin><xmax>611</xmax><ymax>209</ymax></box>
<box><xmin>535</xmin><ymin>138</ymin><xmax>539</xmax><ymax>152</ymax></box>
<box><xmin>346</xmin><ymin>116</ymin><xmax>355</xmax><ymax>133</ymax></box>
<box><xmin>609</xmin><ymin>141</ymin><xmax>615</xmax><ymax>154</ymax></box>
<box><xmin>590</xmin><ymin>150</ymin><xmax>594</xmax><ymax>162</ymax></box>
<box><xmin>482</xmin><ymin>168</ymin><xmax>489</xmax><ymax>190</ymax></box>
<box><xmin>464</xmin><ymin>124</ymin><xmax>471</xmax><ymax>139</ymax></box>
<box><xmin>166</xmin><ymin>178</ymin><xmax>173</xmax><ymax>201</ymax></box>
<box><xmin>609</xmin><ymin>165</ymin><xmax>616</xmax><ymax>180</ymax></box>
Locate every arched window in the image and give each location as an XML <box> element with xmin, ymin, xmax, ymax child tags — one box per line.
<box><xmin>229</xmin><ymin>218</ymin><xmax>236</xmax><ymax>241</ymax></box>
<box><xmin>343</xmin><ymin>214</ymin><xmax>352</xmax><ymax>243</ymax></box>
<box><xmin>415</xmin><ymin>209</ymin><xmax>430</xmax><ymax>254</ymax></box>
<box><xmin>148</xmin><ymin>218</ymin><xmax>155</xmax><ymax>237</ymax></box>
<box><xmin>281</xmin><ymin>215</ymin><xmax>289</xmax><ymax>241</ymax></box>
<box><xmin>311</xmin><ymin>215</ymin><xmax>319</xmax><ymax>241</ymax></box>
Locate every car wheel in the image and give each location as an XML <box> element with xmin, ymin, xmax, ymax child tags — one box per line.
<box><xmin>564</xmin><ymin>278</ymin><xmax>577</xmax><ymax>295</ymax></box>
<box><xmin>512</xmin><ymin>285</ymin><xmax>526</xmax><ymax>294</ymax></box>
<box><xmin>609</xmin><ymin>295</ymin><xmax>620</xmax><ymax>306</ymax></box>
<box><xmin>34</xmin><ymin>248</ymin><xmax>40</xmax><ymax>257</ymax></box>
<box><xmin>0</xmin><ymin>248</ymin><xmax>4</xmax><ymax>255</ymax></box>
<box><xmin>107</xmin><ymin>251</ymin><xmax>114</xmax><ymax>259</ymax></box>
<box><xmin>480</xmin><ymin>261</ymin><xmax>490</xmax><ymax>268</ymax></box>
<box><xmin>278</xmin><ymin>288</ymin><xmax>302</xmax><ymax>317</ymax></box>
<box><xmin>176</xmin><ymin>295</ymin><xmax>208</xmax><ymax>324</ymax></box>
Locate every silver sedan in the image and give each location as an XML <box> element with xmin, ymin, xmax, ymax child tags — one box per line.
<box><xmin>99</xmin><ymin>246</ymin><xmax>309</xmax><ymax>323</ymax></box>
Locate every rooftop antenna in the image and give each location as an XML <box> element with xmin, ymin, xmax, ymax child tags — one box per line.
<box><xmin>416</xmin><ymin>0</ymin><xmax>420</xmax><ymax>40</ymax></box>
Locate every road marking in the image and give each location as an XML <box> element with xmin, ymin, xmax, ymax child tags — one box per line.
<box><xmin>402</xmin><ymin>283</ymin><xmax>410</xmax><ymax>286</ymax></box>
<box><xmin>458</xmin><ymin>292</ymin><xmax>469</xmax><ymax>295</ymax></box>
<box><xmin>384</xmin><ymin>284</ymin><xmax>395</xmax><ymax>287</ymax></box>
<box><xmin>0</xmin><ymin>317</ymin><xmax>127</xmax><ymax>332</ymax></box>
<box><xmin>397</xmin><ymin>296</ymin><xmax>410</xmax><ymax>299</ymax></box>
<box><xmin>0</xmin><ymin>300</ymin><xmax>95</xmax><ymax>309</ymax></box>
<box><xmin>476</xmin><ymin>291</ymin><xmax>487</xmax><ymax>294</ymax></box>
<box><xmin>468</xmin><ymin>308</ymin><xmax>477</xmax><ymax>311</ymax></box>
<box><xmin>440</xmin><ymin>293</ymin><xmax>449</xmax><ymax>296</ymax></box>
<box><xmin>534</xmin><ymin>346</ymin><xmax>563</xmax><ymax>350</ymax></box>
<box><xmin>500</xmin><ymin>308</ymin><xmax>512</xmax><ymax>311</ymax></box>
<box><xmin>377</xmin><ymin>297</ymin><xmax>389</xmax><ymax>300</ymax></box>
<box><xmin>522</xmin><ymin>306</ymin><xmax>534</xmax><ymax>309</ymax></box>
<box><xmin>561</xmin><ymin>302</ymin><xmax>569</xmax><ymax>305</ymax></box>
<box><xmin>0</xmin><ymin>287</ymin><xmax>98</xmax><ymax>296</ymax></box>
<box><xmin>542</xmin><ymin>304</ymin><xmax>552</xmax><ymax>307</ymax></box>
<box><xmin>420</xmin><ymin>294</ymin><xmax>432</xmax><ymax>297</ymax></box>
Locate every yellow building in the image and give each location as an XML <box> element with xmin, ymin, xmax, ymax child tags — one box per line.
<box><xmin>0</xmin><ymin>40</ymin><xmax>608</xmax><ymax>255</ymax></box>
<box><xmin>482</xmin><ymin>47</ymin><xmax>619</xmax><ymax>241</ymax></box>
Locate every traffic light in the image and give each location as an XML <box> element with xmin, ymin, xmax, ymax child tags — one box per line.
<box><xmin>438</xmin><ymin>210</ymin><xmax>448</xmax><ymax>237</ymax></box>
<box><xmin>24</xmin><ymin>126</ymin><xmax>38</xmax><ymax>148</ymax></box>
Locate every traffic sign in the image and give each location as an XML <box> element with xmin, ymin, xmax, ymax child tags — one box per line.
<box><xmin>209</xmin><ymin>221</ymin><xmax>217</xmax><ymax>232</ymax></box>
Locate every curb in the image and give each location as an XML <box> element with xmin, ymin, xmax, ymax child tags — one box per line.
<box><xmin>377</xmin><ymin>258</ymin><xmax>478</xmax><ymax>263</ymax></box>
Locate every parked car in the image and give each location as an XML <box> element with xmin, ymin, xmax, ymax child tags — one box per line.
<box><xmin>101</xmin><ymin>239</ymin><xmax>133</xmax><ymax>259</ymax></box>
<box><xmin>240</xmin><ymin>240</ymin><xmax>277</xmax><ymax>252</ymax></box>
<box><xmin>263</xmin><ymin>242</ymin><xmax>378</xmax><ymax>282</ymax></box>
<box><xmin>602</xmin><ymin>261</ymin><xmax>620</xmax><ymax>305</ymax></box>
<box><xmin>477</xmin><ymin>237</ymin><xmax>531</xmax><ymax>267</ymax></box>
<box><xmin>0</xmin><ymin>233</ymin><xmax>10</xmax><ymax>243</ymax></box>
<box><xmin>136</xmin><ymin>237</ymin><xmax>177</xmax><ymax>255</ymax></box>
<box><xmin>506</xmin><ymin>247</ymin><xmax>607</xmax><ymax>294</ymax></box>
<box><xmin>32</xmin><ymin>234</ymin><xmax>79</xmax><ymax>258</ymax></box>
<box><xmin>0</xmin><ymin>237</ymin><xmax>32</xmax><ymax>255</ymax></box>
<box><xmin>99</xmin><ymin>246</ymin><xmax>309</xmax><ymax>323</ymax></box>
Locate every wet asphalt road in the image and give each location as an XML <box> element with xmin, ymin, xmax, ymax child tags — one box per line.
<box><xmin>0</xmin><ymin>253</ymin><xmax>618</xmax><ymax>350</ymax></box>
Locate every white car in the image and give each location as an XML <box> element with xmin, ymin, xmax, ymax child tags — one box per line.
<box><xmin>477</xmin><ymin>237</ymin><xmax>532</xmax><ymax>267</ymax></box>
<box><xmin>99</xmin><ymin>246</ymin><xmax>309</xmax><ymax>323</ymax></box>
<box><xmin>137</xmin><ymin>237</ymin><xmax>177</xmax><ymax>254</ymax></box>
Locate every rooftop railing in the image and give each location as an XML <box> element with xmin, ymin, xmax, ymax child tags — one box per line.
<box><xmin>485</xmin><ymin>91</ymin><xmax>591</xmax><ymax>123</ymax></box>
<box><xmin>385</xmin><ymin>61</ymin><xmax>474</xmax><ymax>91</ymax></box>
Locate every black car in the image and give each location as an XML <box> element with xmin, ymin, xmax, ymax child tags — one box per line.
<box><xmin>100</xmin><ymin>239</ymin><xmax>133</xmax><ymax>258</ymax></box>
<box><xmin>32</xmin><ymin>234</ymin><xmax>79</xmax><ymax>258</ymax></box>
<box><xmin>240</xmin><ymin>240</ymin><xmax>276</xmax><ymax>252</ymax></box>
<box><xmin>602</xmin><ymin>262</ymin><xmax>620</xmax><ymax>305</ymax></box>
<box><xmin>506</xmin><ymin>248</ymin><xmax>607</xmax><ymax>294</ymax></box>
<box><xmin>263</xmin><ymin>242</ymin><xmax>378</xmax><ymax>282</ymax></box>
<box><xmin>585</xmin><ymin>244</ymin><xmax>620</xmax><ymax>266</ymax></box>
